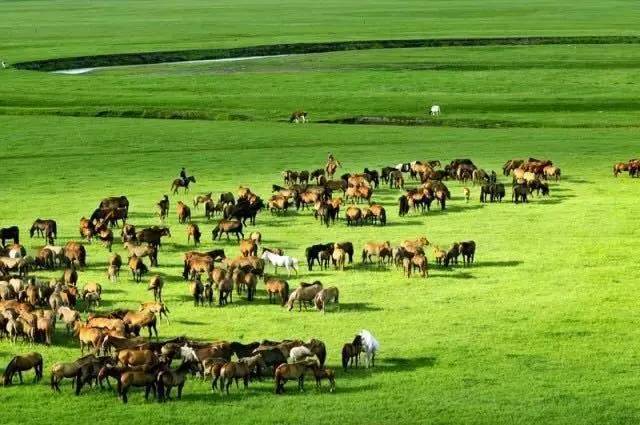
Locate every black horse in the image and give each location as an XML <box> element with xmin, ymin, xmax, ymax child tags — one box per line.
<box><xmin>305</xmin><ymin>243</ymin><xmax>335</xmax><ymax>271</ymax></box>
<box><xmin>0</xmin><ymin>226</ymin><xmax>19</xmax><ymax>247</ymax></box>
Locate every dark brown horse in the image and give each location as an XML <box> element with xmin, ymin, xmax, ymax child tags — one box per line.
<box><xmin>171</xmin><ymin>176</ymin><xmax>196</xmax><ymax>194</ymax></box>
<box><xmin>341</xmin><ymin>335</ymin><xmax>362</xmax><ymax>371</ymax></box>
<box><xmin>30</xmin><ymin>219</ymin><xmax>57</xmax><ymax>244</ymax></box>
<box><xmin>0</xmin><ymin>226</ymin><xmax>19</xmax><ymax>247</ymax></box>
<box><xmin>212</xmin><ymin>219</ymin><xmax>244</xmax><ymax>242</ymax></box>
<box><xmin>3</xmin><ymin>352</ymin><xmax>43</xmax><ymax>385</ymax></box>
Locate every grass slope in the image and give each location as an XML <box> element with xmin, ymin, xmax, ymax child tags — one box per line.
<box><xmin>0</xmin><ymin>115</ymin><xmax>639</xmax><ymax>424</ymax></box>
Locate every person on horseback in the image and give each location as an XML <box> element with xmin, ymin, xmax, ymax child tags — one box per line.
<box><xmin>180</xmin><ymin>167</ymin><xmax>188</xmax><ymax>186</ymax></box>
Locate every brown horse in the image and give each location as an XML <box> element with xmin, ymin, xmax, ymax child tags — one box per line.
<box><xmin>341</xmin><ymin>335</ymin><xmax>363</xmax><ymax>371</ymax></box>
<box><xmin>176</xmin><ymin>201</ymin><xmax>191</xmax><ymax>224</ymax></box>
<box><xmin>171</xmin><ymin>176</ymin><xmax>196</xmax><ymax>194</ymax></box>
<box><xmin>239</xmin><ymin>239</ymin><xmax>258</xmax><ymax>257</ymax></box>
<box><xmin>345</xmin><ymin>205</ymin><xmax>362</xmax><ymax>226</ymax></box>
<box><xmin>139</xmin><ymin>301</ymin><xmax>170</xmax><ymax>324</ymax></box>
<box><xmin>136</xmin><ymin>226</ymin><xmax>171</xmax><ymax>248</ymax></box>
<box><xmin>128</xmin><ymin>255</ymin><xmax>148</xmax><ymax>283</ymax></box>
<box><xmin>3</xmin><ymin>352</ymin><xmax>43</xmax><ymax>385</ymax></box>
<box><xmin>123</xmin><ymin>310</ymin><xmax>158</xmax><ymax>338</ymax></box>
<box><xmin>264</xmin><ymin>276</ymin><xmax>289</xmax><ymax>306</ymax></box>
<box><xmin>311</xmin><ymin>365</ymin><xmax>336</xmax><ymax>392</ymax></box>
<box><xmin>157</xmin><ymin>195</ymin><xmax>170</xmax><ymax>220</ymax></box>
<box><xmin>212</xmin><ymin>219</ymin><xmax>244</xmax><ymax>242</ymax></box>
<box><xmin>64</xmin><ymin>241</ymin><xmax>86</xmax><ymax>268</ymax></box>
<box><xmin>459</xmin><ymin>241</ymin><xmax>476</xmax><ymax>265</ymax></box>
<box><xmin>274</xmin><ymin>360</ymin><xmax>316</xmax><ymax>394</ymax></box>
<box><xmin>30</xmin><ymin>219</ymin><xmax>57</xmax><ymax>244</ymax></box>
<box><xmin>186</xmin><ymin>223</ymin><xmax>201</xmax><ymax>245</ymax></box>
<box><xmin>362</xmin><ymin>241</ymin><xmax>391</xmax><ymax>264</ymax></box>
<box><xmin>219</xmin><ymin>354</ymin><xmax>266</xmax><ymax>394</ymax></box>
<box><xmin>286</xmin><ymin>281</ymin><xmax>323</xmax><ymax>311</ymax></box>
<box><xmin>193</xmin><ymin>192</ymin><xmax>212</xmax><ymax>209</ymax></box>
<box><xmin>73</xmin><ymin>322</ymin><xmax>103</xmax><ymax>354</ymax></box>
<box><xmin>147</xmin><ymin>276</ymin><xmax>164</xmax><ymax>302</ymax></box>
<box><xmin>411</xmin><ymin>254</ymin><xmax>428</xmax><ymax>277</ymax></box>
<box><xmin>124</xmin><ymin>242</ymin><xmax>158</xmax><ymax>267</ymax></box>
<box><xmin>118</xmin><ymin>369</ymin><xmax>158</xmax><ymax>404</ymax></box>
<box><xmin>613</xmin><ymin>162</ymin><xmax>629</xmax><ymax>177</ymax></box>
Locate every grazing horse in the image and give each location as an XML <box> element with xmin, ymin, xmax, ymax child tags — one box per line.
<box><xmin>311</xmin><ymin>365</ymin><xmax>336</xmax><ymax>392</ymax></box>
<box><xmin>171</xmin><ymin>175</ymin><xmax>196</xmax><ymax>194</ymax></box>
<box><xmin>314</xmin><ymin>287</ymin><xmax>339</xmax><ymax>313</ymax></box>
<box><xmin>261</xmin><ymin>251</ymin><xmax>298</xmax><ymax>276</ymax></box>
<box><xmin>274</xmin><ymin>361</ymin><xmax>316</xmax><ymax>394</ymax></box>
<box><xmin>128</xmin><ymin>255</ymin><xmax>148</xmax><ymax>283</ymax></box>
<box><xmin>286</xmin><ymin>281</ymin><xmax>323</xmax><ymax>311</ymax></box>
<box><xmin>118</xmin><ymin>369</ymin><xmax>158</xmax><ymax>404</ymax></box>
<box><xmin>264</xmin><ymin>276</ymin><xmax>289</xmax><ymax>305</ymax></box>
<box><xmin>0</xmin><ymin>226</ymin><xmax>19</xmax><ymax>247</ymax></box>
<box><xmin>3</xmin><ymin>352</ymin><xmax>43</xmax><ymax>385</ymax></box>
<box><xmin>30</xmin><ymin>219</ymin><xmax>57</xmax><ymax>244</ymax></box>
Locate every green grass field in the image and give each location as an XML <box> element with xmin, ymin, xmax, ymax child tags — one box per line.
<box><xmin>1</xmin><ymin>1</ymin><xmax>640</xmax><ymax>424</ymax></box>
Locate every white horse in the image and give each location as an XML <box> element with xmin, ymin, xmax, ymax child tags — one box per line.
<box><xmin>430</xmin><ymin>105</ymin><xmax>441</xmax><ymax>116</ymax></box>
<box><xmin>179</xmin><ymin>344</ymin><xmax>199</xmax><ymax>363</ymax></box>
<box><xmin>358</xmin><ymin>329</ymin><xmax>380</xmax><ymax>368</ymax></box>
<box><xmin>289</xmin><ymin>346</ymin><xmax>314</xmax><ymax>363</ymax></box>
<box><xmin>260</xmin><ymin>251</ymin><xmax>299</xmax><ymax>276</ymax></box>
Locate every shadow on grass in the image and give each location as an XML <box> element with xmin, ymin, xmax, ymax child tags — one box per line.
<box><xmin>337</xmin><ymin>302</ymin><xmax>383</xmax><ymax>313</ymax></box>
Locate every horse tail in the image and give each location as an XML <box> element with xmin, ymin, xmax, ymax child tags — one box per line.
<box><xmin>341</xmin><ymin>346</ymin><xmax>349</xmax><ymax>371</ymax></box>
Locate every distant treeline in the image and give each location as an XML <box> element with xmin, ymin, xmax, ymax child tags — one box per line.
<box><xmin>13</xmin><ymin>35</ymin><xmax>640</xmax><ymax>72</ymax></box>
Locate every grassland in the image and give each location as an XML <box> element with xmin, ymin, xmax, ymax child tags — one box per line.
<box><xmin>1</xmin><ymin>0</ymin><xmax>640</xmax><ymax>424</ymax></box>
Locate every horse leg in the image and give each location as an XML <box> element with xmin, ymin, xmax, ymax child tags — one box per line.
<box><xmin>19</xmin><ymin>370</ymin><xmax>24</xmax><ymax>384</ymax></box>
<box><xmin>177</xmin><ymin>383</ymin><xmax>184</xmax><ymax>399</ymax></box>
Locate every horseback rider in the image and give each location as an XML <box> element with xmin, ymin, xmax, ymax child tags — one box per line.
<box><xmin>180</xmin><ymin>167</ymin><xmax>188</xmax><ymax>185</ymax></box>
<box><xmin>326</xmin><ymin>152</ymin><xmax>342</xmax><ymax>168</ymax></box>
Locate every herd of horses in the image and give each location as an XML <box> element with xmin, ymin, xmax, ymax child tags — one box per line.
<box><xmin>613</xmin><ymin>159</ymin><xmax>640</xmax><ymax>177</ymax></box>
<box><xmin>0</xmin><ymin>153</ymin><xmax>566</xmax><ymax>403</ymax></box>
<box><xmin>3</xmin><ymin>328</ymin><xmax>383</xmax><ymax>400</ymax></box>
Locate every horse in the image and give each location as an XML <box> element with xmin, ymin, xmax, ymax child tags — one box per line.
<box><xmin>186</xmin><ymin>223</ymin><xmax>201</xmax><ymax>246</ymax></box>
<box><xmin>345</xmin><ymin>205</ymin><xmax>362</xmax><ymax>226</ymax></box>
<box><xmin>274</xmin><ymin>360</ymin><xmax>316</xmax><ymax>394</ymax></box>
<box><xmin>123</xmin><ymin>310</ymin><xmax>158</xmax><ymax>339</ymax></box>
<box><xmin>190</xmin><ymin>278</ymin><xmax>204</xmax><ymax>307</ymax></box>
<box><xmin>314</xmin><ymin>287</ymin><xmax>339</xmax><ymax>313</ymax></box>
<box><xmin>147</xmin><ymin>276</ymin><xmax>164</xmax><ymax>302</ymax></box>
<box><xmin>341</xmin><ymin>335</ymin><xmax>362</xmax><ymax>371</ymax></box>
<box><xmin>136</xmin><ymin>226</ymin><xmax>171</xmax><ymax>248</ymax></box>
<box><xmin>128</xmin><ymin>255</ymin><xmax>148</xmax><ymax>283</ymax></box>
<box><xmin>430</xmin><ymin>105</ymin><xmax>441</xmax><ymax>115</ymax></box>
<box><xmin>311</xmin><ymin>365</ymin><xmax>336</xmax><ymax>392</ymax></box>
<box><xmin>50</xmin><ymin>354</ymin><xmax>100</xmax><ymax>391</ymax></box>
<box><xmin>118</xmin><ymin>369</ymin><xmax>159</xmax><ymax>404</ymax></box>
<box><xmin>193</xmin><ymin>192</ymin><xmax>212</xmax><ymax>209</ymax></box>
<box><xmin>63</xmin><ymin>241</ymin><xmax>86</xmax><ymax>268</ymax></box>
<box><xmin>212</xmin><ymin>219</ymin><xmax>244</xmax><ymax>242</ymax></box>
<box><xmin>289</xmin><ymin>110</ymin><xmax>308</xmax><ymax>123</ymax></box>
<box><xmin>157</xmin><ymin>360</ymin><xmax>199</xmax><ymax>401</ymax></box>
<box><xmin>3</xmin><ymin>352</ymin><xmax>43</xmax><ymax>385</ymax></box>
<box><xmin>261</xmin><ymin>251</ymin><xmax>298</xmax><ymax>276</ymax></box>
<box><xmin>362</xmin><ymin>241</ymin><xmax>391</xmax><ymax>264</ymax></box>
<box><xmin>30</xmin><ymin>219</ymin><xmax>57</xmax><ymax>244</ymax></box>
<box><xmin>459</xmin><ymin>241</ymin><xmax>476</xmax><ymax>266</ymax></box>
<box><xmin>171</xmin><ymin>176</ymin><xmax>196</xmax><ymax>194</ymax></box>
<box><xmin>219</xmin><ymin>355</ymin><xmax>266</xmax><ymax>394</ymax></box>
<box><xmin>157</xmin><ymin>195</ymin><xmax>170</xmax><ymax>220</ymax></box>
<box><xmin>358</xmin><ymin>330</ymin><xmax>379</xmax><ymax>368</ymax></box>
<box><xmin>264</xmin><ymin>276</ymin><xmax>289</xmax><ymax>306</ymax></box>
<box><xmin>286</xmin><ymin>281</ymin><xmax>323</xmax><ymax>311</ymax></box>
<box><xmin>0</xmin><ymin>226</ymin><xmax>19</xmax><ymax>247</ymax></box>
